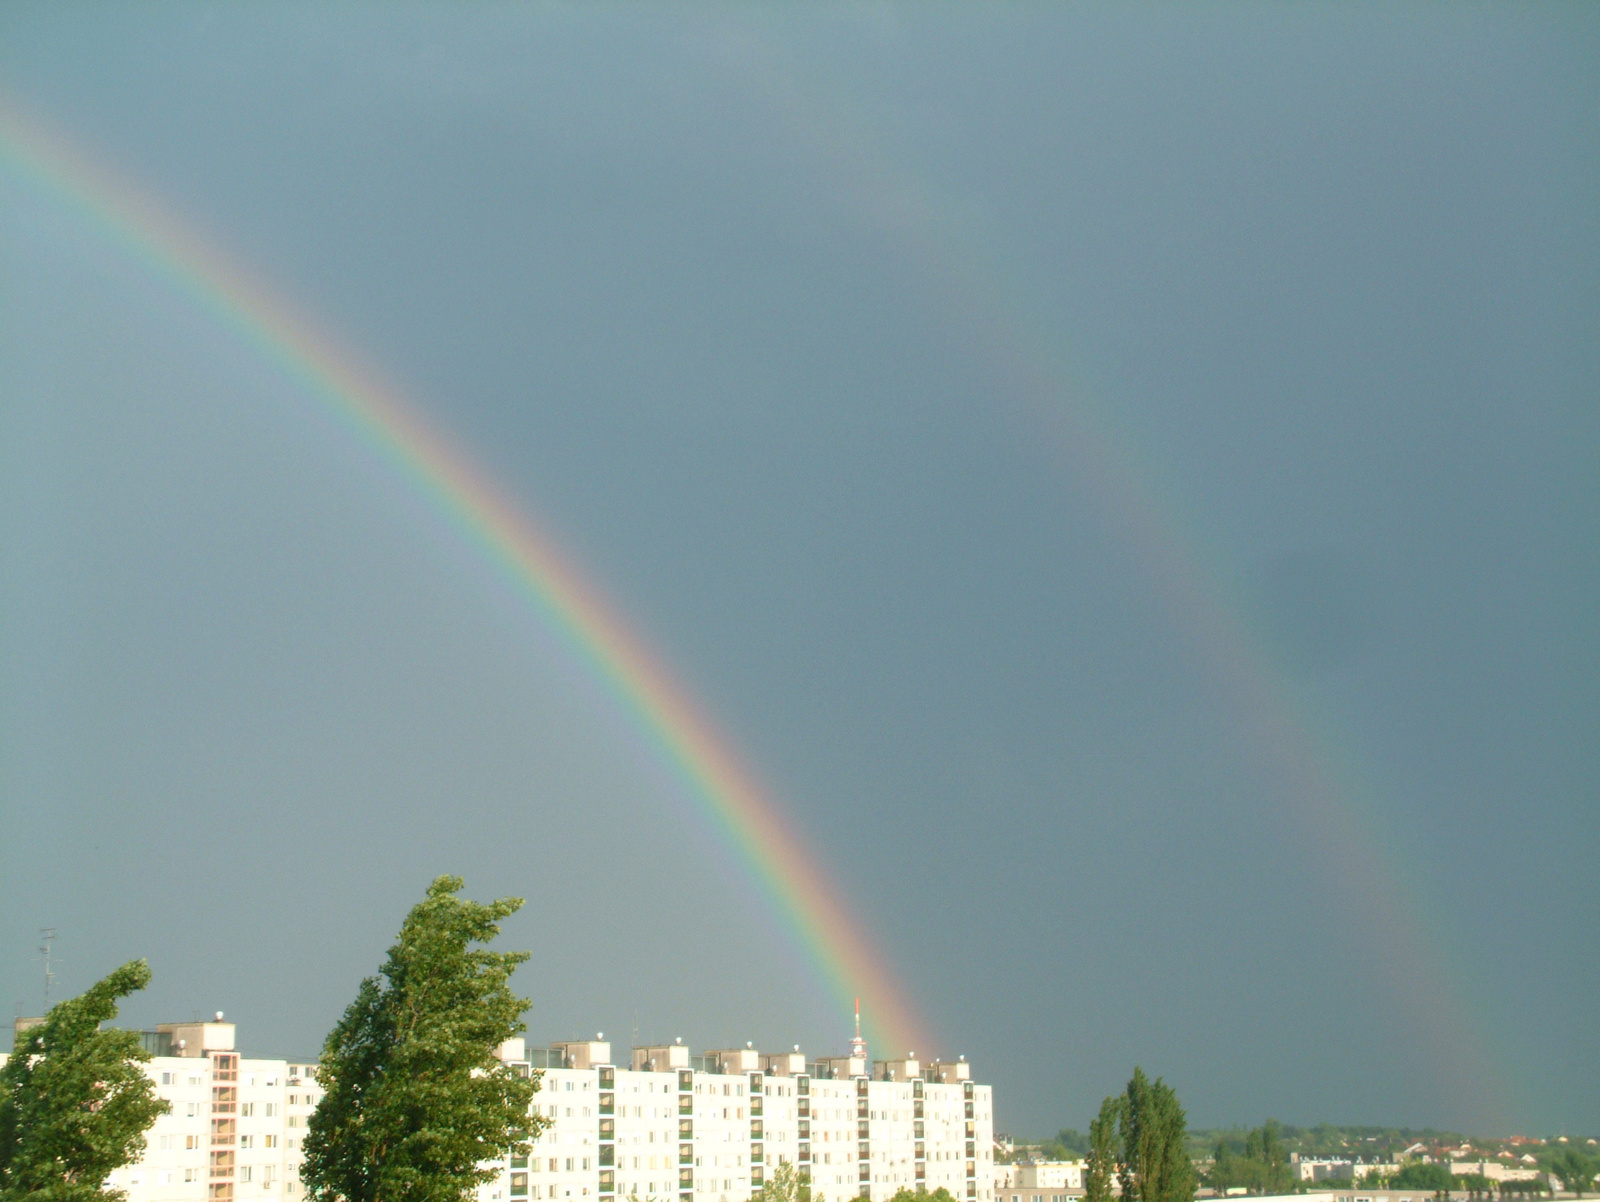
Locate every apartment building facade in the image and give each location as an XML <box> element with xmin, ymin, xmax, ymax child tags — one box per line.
<box><xmin>8</xmin><ymin>1017</ymin><xmax>991</xmax><ymax>1202</ymax></box>
<box><xmin>482</xmin><ymin>1038</ymin><xmax>995</xmax><ymax>1202</ymax></box>
<box><xmin>5</xmin><ymin>1017</ymin><xmax>332</xmax><ymax>1202</ymax></box>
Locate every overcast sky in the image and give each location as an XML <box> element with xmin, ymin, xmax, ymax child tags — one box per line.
<box><xmin>2</xmin><ymin>4</ymin><xmax>1596</xmax><ymax>1138</ymax></box>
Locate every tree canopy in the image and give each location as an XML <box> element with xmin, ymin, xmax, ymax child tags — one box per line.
<box><xmin>1551</xmin><ymin>1148</ymin><xmax>1598</xmax><ymax>1199</ymax></box>
<box><xmin>1392</xmin><ymin>1162</ymin><xmax>1457</xmax><ymax>1193</ymax></box>
<box><xmin>0</xmin><ymin>959</ymin><xmax>168</xmax><ymax>1202</ymax></box>
<box><xmin>1084</xmin><ymin>1094</ymin><xmax>1123</xmax><ymax>1202</ymax></box>
<box><xmin>887</xmin><ymin>1186</ymin><xmax>958</xmax><ymax>1202</ymax></box>
<box><xmin>1118</xmin><ymin>1068</ymin><xmax>1195</xmax><ymax>1202</ymax></box>
<box><xmin>1083</xmin><ymin>1069</ymin><xmax>1193</xmax><ymax>1202</ymax></box>
<box><xmin>1205</xmin><ymin>1120</ymin><xmax>1295</xmax><ymax>1195</ymax></box>
<box><xmin>301</xmin><ymin>875</ymin><xmax>545</xmax><ymax>1202</ymax></box>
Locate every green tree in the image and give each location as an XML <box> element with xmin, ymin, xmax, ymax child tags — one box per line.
<box><xmin>1207</xmin><ymin>1138</ymin><xmax>1240</xmax><ymax>1194</ymax></box>
<box><xmin>1085</xmin><ymin>1094</ymin><xmax>1124</xmax><ymax>1202</ymax></box>
<box><xmin>1117</xmin><ymin>1068</ymin><xmax>1195</xmax><ymax>1202</ymax></box>
<box><xmin>1244</xmin><ymin>1121</ymin><xmax>1293</xmax><ymax>1195</ymax></box>
<box><xmin>1392</xmin><ymin>1162</ymin><xmax>1455</xmax><ymax>1194</ymax></box>
<box><xmin>886</xmin><ymin>1187</ymin><xmax>958</xmax><ymax>1202</ymax></box>
<box><xmin>0</xmin><ymin>960</ymin><xmax>169</xmax><ymax>1202</ymax></box>
<box><xmin>302</xmin><ymin>875</ymin><xmax>545</xmax><ymax>1202</ymax></box>
<box><xmin>757</xmin><ymin>1162</ymin><xmax>815</xmax><ymax>1202</ymax></box>
<box><xmin>1045</xmin><ymin>1130</ymin><xmax>1091</xmax><ymax>1160</ymax></box>
<box><xmin>1552</xmin><ymin>1149</ymin><xmax>1597</xmax><ymax>1198</ymax></box>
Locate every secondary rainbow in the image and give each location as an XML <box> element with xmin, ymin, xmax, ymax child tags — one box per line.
<box><xmin>0</xmin><ymin>101</ymin><xmax>929</xmax><ymax>1060</ymax></box>
<box><xmin>743</xmin><ymin>63</ymin><xmax>1512</xmax><ymax>1118</ymax></box>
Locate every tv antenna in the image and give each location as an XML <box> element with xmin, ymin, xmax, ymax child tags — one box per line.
<box><xmin>38</xmin><ymin>928</ymin><xmax>59</xmax><ymax>1009</ymax></box>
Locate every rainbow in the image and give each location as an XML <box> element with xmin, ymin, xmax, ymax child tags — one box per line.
<box><xmin>0</xmin><ymin>100</ymin><xmax>930</xmax><ymax>1060</ymax></box>
<box><xmin>735</xmin><ymin>60</ymin><xmax>1514</xmax><ymax>1119</ymax></box>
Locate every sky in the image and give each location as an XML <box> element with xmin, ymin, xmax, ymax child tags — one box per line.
<box><xmin>1</xmin><ymin>3</ymin><xmax>1597</xmax><ymax>1140</ymax></box>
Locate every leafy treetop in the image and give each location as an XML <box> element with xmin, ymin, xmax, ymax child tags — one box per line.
<box><xmin>0</xmin><ymin>960</ymin><xmax>169</xmax><ymax>1202</ymax></box>
<box><xmin>302</xmin><ymin>875</ymin><xmax>544</xmax><ymax>1202</ymax></box>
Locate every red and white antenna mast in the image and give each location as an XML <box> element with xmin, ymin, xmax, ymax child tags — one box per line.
<box><xmin>850</xmin><ymin>996</ymin><xmax>868</xmax><ymax>1063</ymax></box>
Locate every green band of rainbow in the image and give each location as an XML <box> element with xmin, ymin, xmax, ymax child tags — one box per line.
<box><xmin>0</xmin><ymin>100</ymin><xmax>929</xmax><ymax>1060</ymax></box>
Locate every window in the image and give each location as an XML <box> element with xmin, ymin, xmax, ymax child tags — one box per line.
<box><xmin>265</xmin><ymin>1136</ymin><xmax>279</xmax><ymax>1149</ymax></box>
<box><xmin>241</xmin><ymin>1167</ymin><xmax>253</xmax><ymax>1183</ymax></box>
<box><xmin>265</xmin><ymin>1104</ymin><xmax>277</xmax><ymax>1117</ymax></box>
<box><xmin>241</xmin><ymin>1103</ymin><xmax>255</xmax><ymax>1117</ymax></box>
<box><xmin>240</xmin><ymin>1135</ymin><xmax>253</xmax><ymax>1149</ymax></box>
<box><xmin>162</xmin><ymin>1072</ymin><xmax>174</xmax><ymax>1085</ymax></box>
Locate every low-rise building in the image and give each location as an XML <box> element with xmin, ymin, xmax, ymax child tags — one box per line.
<box><xmin>1449</xmin><ymin>1162</ymin><xmax>1544</xmax><ymax>1183</ymax></box>
<box><xmin>1292</xmin><ymin>1157</ymin><xmax>1356</xmax><ymax>1183</ymax></box>
<box><xmin>990</xmin><ymin>1160</ymin><xmax>1085</xmax><ymax>1202</ymax></box>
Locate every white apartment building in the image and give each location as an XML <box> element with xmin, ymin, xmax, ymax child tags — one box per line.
<box><xmin>4</xmin><ymin>1016</ymin><xmax>326</xmax><ymax>1202</ymax></box>
<box><xmin>7</xmin><ymin>1016</ymin><xmax>992</xmax><ymax>1202</ymax></box>
<box><xmin>480</xmin><ymin>1037</ymin><xmax>995</xmax><ymax>1202</ymax></box>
